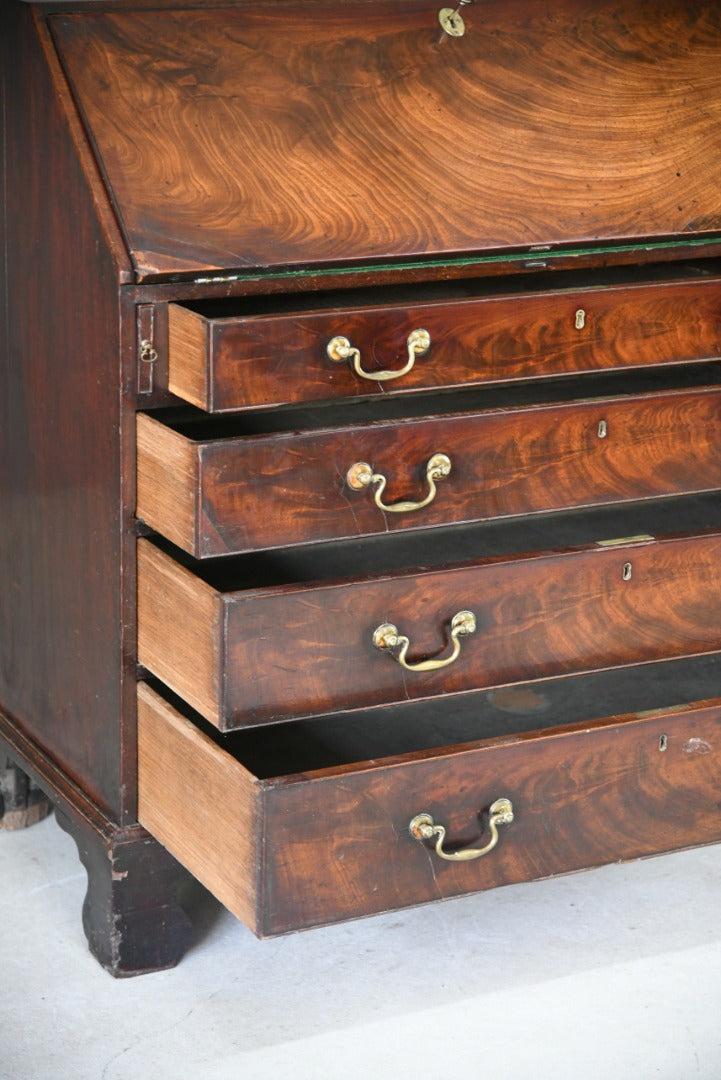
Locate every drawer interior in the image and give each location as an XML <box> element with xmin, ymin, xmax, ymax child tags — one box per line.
<box><xmin>153</xmin><ymin>651</ymin><xmax>721</xmax><ymax>780</ymax></box>
<box><xmin>172</xmin><ymin>260</ymin><xmax>721</xmax><ymax>323</ymax></box>
<box><xmin>156</xmin><ymin>490</ymin><xmax>721</xmax><ymax>591</ymax></box>
<box><xmin>144</xmin><ymin>361</ymin><xmax>721</xmax><ymax>441</ymax></box>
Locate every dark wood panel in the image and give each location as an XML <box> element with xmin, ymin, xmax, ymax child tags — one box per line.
<box><xmin>0</xmin><ymin>4</ymin><xmax>126</xmax><ymax>818</ymax></box>
<box><xmin>138</xmin><ymin>385</ymin><xmax>721</xmax><ymax>556</ymax></box>
<box><xmin>51</xmin><ymin>1</ymin><xmax>721</xmax><ymax>280</ymax></box>
<box><xmin>138</xmin><ymin>532</ymin><xmax>721</xmax><ymax>728</ymax></box>
<box><xmin>263</xmin><ymin>704</ymin><xmax>721</xmax><ymax>933</ymax></box>
<box><xmin>168</xmin><ymin>278</ymin><xmax>721</xmax><ymax>410</ymax></box>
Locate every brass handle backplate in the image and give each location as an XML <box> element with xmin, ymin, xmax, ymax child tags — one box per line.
<box><xmin>409</xmin><ymin>799</ymin><xmax>514</xmax><ymax>861</ymax></box>
<box><xmin>347</xmin><ymin>453</ymin><xmax>451</xmax><ymax>513</ymax></box>
<box><xmin>373</xmin><ymin>610</ymin><xmax>476</xmax><ymax>672</ymax></box>
<box><xmin>327</xmin><ymin>329</ymin><xmax>430</xmax><ymax>382</ymax></box>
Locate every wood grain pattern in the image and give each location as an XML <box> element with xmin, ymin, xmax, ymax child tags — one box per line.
<box><xmin>138</xmin><ymin>386</ymin><xmax>721</xmax><ymax>556</ymax></box>
<box><xmin>135</xmin><ymin>681</ymin><xmax>721</xmax><ymax>936</ymax></box>
<box><xmin>137</xmin><ymin>683</ymin><xmax>262</xmax><ymax>931</ymax></box>
<box><xmin>137</xmin><ymin>533</ymin><xmax>721</xmax><ymax>729</ymax></box>
<box><xmin>263</xmin><ymin>703</ymin><xmax>721</xmax><ymax>934</ymax></box>
<box><xmin>51</xmin><ymin>1</ymin><xmax>721</xmax><ymax>281</ymax></box>
<box><xmin>166</xmin><ymin>305</ymin><xmax>212</xmax><ymax>410</ymax></box>
<box><xmin>8</xmin><ymin>0</ymin><xmax>721</xmax><ymax>968</ymax></box>
<box><xmin>167</xmin><ymin>278</ymin><xmax>721</xmax><ymax>411</ymax></box>
<box><xmin>137</xmin><ymin>543</ymin><xmax>223</xmax><ymax>725</ymax></box>
<box><xmin>136</xmin><ymin>414</ymin><xmax>199</xmax><ymax>554</ymax></box>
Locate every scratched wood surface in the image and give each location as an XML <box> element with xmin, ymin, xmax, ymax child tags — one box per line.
<box><xmin>137</xmin><ymin>384</ymin><xmax>721</xmax><ymax>555</ymax></box>
<box><xmin>51</xmin><ymin>0</ymin><xmax>721</xmax><ymax>280</ymax></box>
<box><xmin>137</xmin><ymin>532</ymin><xmax>721</xmax><ymax>728</ymax></box>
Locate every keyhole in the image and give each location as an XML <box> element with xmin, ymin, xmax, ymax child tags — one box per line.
<box><xmin>575</xmin><ymin>309</ymin><xmax>586</xmax><ymax>330</ymax></box>
<box><xmin>623</xmin><ymin>562</ymin><xmax>633</xmax><ymax>581</ymax></box>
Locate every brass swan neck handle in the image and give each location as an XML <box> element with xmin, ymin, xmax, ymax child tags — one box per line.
<box><xmin>347</xmin><ymin>453</ymin><xmax>451</xmax><ymax>514</ymax></box>
<box><xmin>373</xmin><ymin>610</ymin><xmax>476</xmax><ymax>672</ymax></box>
<box><xmin>327</xmin><ymin>329</ymin><xmax>430</xmax><ymax>383</ymax></box>
<box><xmin>409</xmin><ymin>799</ymin><xmax>514</xmax><ymax>861</ymax></box>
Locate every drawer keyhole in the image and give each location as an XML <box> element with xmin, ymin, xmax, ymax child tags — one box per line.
<box><xmin>575</xmin><ymin>308</ymin><xmax>587</xmax><ymax>330</ymax></box>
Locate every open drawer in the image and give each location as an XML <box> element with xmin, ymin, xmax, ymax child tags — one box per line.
<box><xmin>166</xmin><ymin>274</ymin><xmax>721</xmax><ymax>412</ymax></box>
<box><xmin>137</xmin><ymin>494</ymin><xmax>721</xmax><ymax>729</ymax></box>
<box><xmin>137</xmin><ymin>367</ymin><xmax>721</xmax><ymax>557</ymax></box>
<box><xmin>137</xmin><ymin>654</ymin><xmax>721</xmax><ymax>937</ymax></box>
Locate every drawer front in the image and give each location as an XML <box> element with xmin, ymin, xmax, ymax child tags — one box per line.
<box><xmin>167</xmin><ymin>279</ymin><xmax>721</xmax><ymax>411</ymax></box>
<box><xmin>138</xmin><ymin>386</ymin><xmax>721</xmax><ymax>556</ymax></box>
<box><xmin>137</xmin><ymin>683</ymin><xmax>721</xmax><ymax>937</ymax></box>
<box><xmin>263</xmin><ymin>705</ymin><xmax>721</xmax><ymax>934</ymax></box>
<box><xmin>137</xmin><ymin>533</ymin><xmax>721</xmax><ymax>729</ymax></box>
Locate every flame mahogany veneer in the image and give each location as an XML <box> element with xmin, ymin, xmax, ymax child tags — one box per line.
<box><xmin>137</xmin><ymin>379</ymin><xmax>721</xmax><ymax>555</ymax></box>
<box><xmin>4</xmin><ymin>0</ymin><xmax>721</xmax><ymax>974</ymax></box>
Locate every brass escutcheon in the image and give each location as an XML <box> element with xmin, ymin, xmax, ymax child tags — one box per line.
<box><xmin>438</xmin><ymin>7</ymin><xmax>466</xmax><ymax>36</ymax></box>
<box><xmin>373</xmin><ymin>610</ymin><xmax>476</xmax><ymax>672</ymax></box>
<box><xmin>346</xmin><ymin>452</ymin><xmax>451</xmax><ymax>513</ymax></box>
<box><xmin>327</xmin><ymin>329</ymin><xmax>430</xmax><ymax>382</ymax></box>
<box><xmin>409</xmin><ymin>798</ymin><xmax>514</xmax><ymax>861</ymax></box>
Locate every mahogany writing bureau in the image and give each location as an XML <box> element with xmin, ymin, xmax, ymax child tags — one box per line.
<box><xmin>4</xmin><ymin>0</ymin><xmax>721</xmax><ymax>975</ymax></box>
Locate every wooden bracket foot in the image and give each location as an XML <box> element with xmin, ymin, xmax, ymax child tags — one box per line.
<box><xmin>55</xmin><ymin>809</ymin><xmax>198</xmax><ymax>977</ymax></box>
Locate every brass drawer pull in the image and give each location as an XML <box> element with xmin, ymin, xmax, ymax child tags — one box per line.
<box><xmin>346</xmin><ymin>453</ymin><xmax>451</xmax><ymax>513</ymax></box>
<box><xmin>327</xmin><ymin>328</ymin><xmax>430</xmax><ymax>382</ymax></box>
<box><xmin>409</xmin><ymin>799</ymin><xmax>514</xmax><ymax>861</ymax></box>
<box><xmin>373</xmin><ymin>610</ymin><xmax>476</xmax><ymax>671</ymax></box>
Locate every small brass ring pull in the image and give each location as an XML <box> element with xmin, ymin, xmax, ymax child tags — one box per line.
<box><xmin>347</xmin><ymin>453</ymin><xmax>451</xmax><ymax>514</ymax></box>
<box><xmin>373</xmin><ymin>610</ymin><xmax>476</xmax><ymax>672</ymax></box>
<box><xmin>327</xmin><ymin>329</ymin><xmax>431</xmax><ymax>382</ymax></box>
<box><xmin>409</xmin><ymin>799</ymin><xmax>514</xmax><ymax>862</ymax></box>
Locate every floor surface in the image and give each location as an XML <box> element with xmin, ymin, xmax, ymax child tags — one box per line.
<box><xmin>2</xmin><ymin>813</ymin><xmax>721</xmax><ymax>1079</ymax></box>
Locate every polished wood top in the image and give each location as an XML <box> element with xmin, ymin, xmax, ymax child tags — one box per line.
<box><xmin>52</xmin><ymin>0</ymin><xmax>721</xmax><ymax>280</ymax></box>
